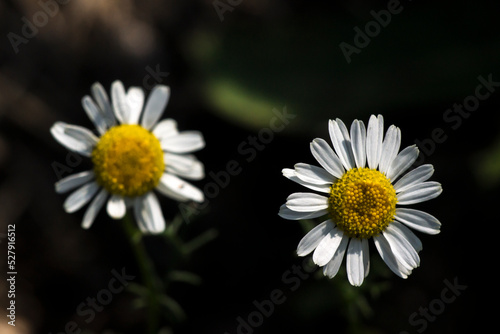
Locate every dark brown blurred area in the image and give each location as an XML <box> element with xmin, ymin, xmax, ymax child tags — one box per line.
<box><xmin>1</xmin><ymin>0</ymin><xmax>498</xmax><ymax>333</ymax></box>
<box><xmin>1</xmin><ymin>2</ymin><xmax>217</xmax><ymax>333</ymax></box>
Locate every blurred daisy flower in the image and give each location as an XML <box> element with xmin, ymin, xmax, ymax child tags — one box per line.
<box><xmin>279</xmin><ymin>115</ymin><xmax>442</xmax><ymax>286</ymax></box>
<box><xmin>51</xmin><ymin>81</ymin><xmax>205</xmax><ymax>234</ymax></box>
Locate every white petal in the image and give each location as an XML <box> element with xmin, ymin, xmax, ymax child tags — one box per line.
<box><xmin>165</xmin><ymin>152</ymin><xmax>205</xmax><ymax>179</ymax></box>
<box><xmin>378</xmin><ymin>125</ymin><xmax>401</xmax><ymax>175</ymax></box>
<box><xmin>350</xmin><ymin>120</ymin><xmax>367</xmax><ymax>168</ymax></box>
<box><xmin>366</xmin><ymin>114</ymin><xmax>384</xmax><ymax>169</ymax></box>
<box><xmin>82</xmin><ymin>189</ymin><xmax>108</xmax><ymax>229</ymax></box>
<box><xmin>156</xmin><ymin>184</ymin><xmax>190</xmax><ymax>202</ymax></box>
<box><xmin>397</xmin><ymin>181</ymin><xmax>442</xmax><ymax>205</ymax></box>
<box><xmin>111</xmin><ymin>80</ymin><xmax>131</xmax><ymax>124</ymax></box>
<box><xmin>297</xmin><ymin>220</ymin><xmax>334</xmax><ymax>256</ymax></box>
<box><xmin>329</xmin><ymin>119</ymin><xmax>355</xmax><ymax>170</ymax></box>
<box><xmin>126</xmin><ymin>87</ymin><xmax>144</xmax><ymax>125</ymax></box>
<box><xmin>157</xmin><ymin>173</ymin><xmax>204</xmax><ymax>203</ymax></box>
<box><xmin>285</xmin><ymin>192</ymin><xmax>329</xmax><ymax>212</ymax></box>
<box><xmin>346</xmin><ymin>238</ymin><xmax>367</xmax><ymax>286</ymax></box>
<box><xmin>323</xmin><ymin>233</ymin><xmax>349</xmax><ymax>278</ymax></box>
<box><xmin>63</xmin><ymin>181</ymin><xmax>100</xmax><ymax>213</ymax></box>
<box><xmin>310</xmin><ymin>138</ymin><xmax>345</xmax><ymax>178</ymax></box>
<box><xmin>82</xmin><ymin>96</ymin><xmax>107</xmax><ymax>135</ymax></box>
<box><xmin>64</xmin><ymin>125</ymin><xmax>99</xmax><ymax>146</ymax></box>
<box><xmin>91</xmin><ymin>82</ymin><xmax>115</xmax><ymax>128</ymax></box>
<box><xmin>164</xmin><ymin>152</ymin><xmax>197</xmax><ymax>171</ymax></box>
<box><xmin>394</xmin><ymin>164</ymin><xmax>434</xmax><ymax>193</ymax></box>
<box><xmin>278</xmin><ymin>204</ymin><xmax>328</xmax><ymax>220</ymax></box>
<box><xmin>395</xmin><ymin>208</ymin><xmax>441</xmax><ymax>235</ymax></box>
<box><xmin>389</xmin><ymin>221</ymin><xmax>423</xmax><ymax>252</ymax></box>
<box><xmin>373</xmin><ymin>234</ymin><xmax>410</xmax><ymax>279</ymax></box>
<box><xmin>55</xmin><ymin>170</ymin><xmax>95</xmax><ymax>194</ymax></box>
<box><xmin>162</xmin><ymin>131</ymin><xmax>205</xmax><ymax>153</ymax></box>
<box><xmin>313</xmin><ymin>226</ymin><xmax>344</xmax><ymax>266</ymax></box>
<box><xmin>166</xmin><ymin>159</ymin><xmax>204</xmax><ymax>180</ymax></box>
<box><xmin>383</xmin><ymin>225</ymin><xmax>420</xmax><ymax>270</ymax></box>
<box><xmin>51</xmin><ymin>122</ymin><xmax>97</xmax><ymax>157</ymax></box>
<box><xmin>294</xmin><ymin>163</ymin><xmax>334</xmax><ymax>185</ymax></box>
<box><xmin>142</xmin><ymin>85</ymin><xmax>170</xmax><ymax>130</ymax></box>
<box><xmin>386</xmin><ymin>145</ymin><xmax>419</xmax><ymax>182</ymax></box>
<box><xmin>152</xmin><ymin>118</ymin><xmax>178</xmax><ymax>140</ymax></box>
<box><xmin>134</xmin><ymin>199</ymin><xmax>148</xmax><ymax>234</ymax></box>
<box><xmin>282</xmin><ymin>169</ymin><xmax>331</xmax><ymax>193</ymax></box>
<box><xmin>362</xmin><ymin>238</ymin><xmax>370</xmax><ymax>278</ymax></box>
<box><xmin>107</xmin><ymin>195</ymin><xmax>127</xmax><ymax>219</ymax></box>
<box><xmin>134</xmin><ymin>193</ymin><xmax>166</xmax><ymax>234</ymax></box>
<box><xmin>50</xmin><ymin>122</ymin><xmax>80</xmax><ymax>151</ymax></box>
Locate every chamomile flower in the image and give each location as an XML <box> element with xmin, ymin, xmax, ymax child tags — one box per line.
<box><xmin>279</xmin><ymin>115</ymin><xmax>442</xmax><ymax>286</ymax></box>
<box><xmin>51</xmin><ymin>81</ymin><xmax>205</xmax><ymax>234</ymax></box>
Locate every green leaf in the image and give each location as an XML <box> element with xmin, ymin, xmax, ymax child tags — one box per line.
<box><xmin>475</xmin><ymin>137</ymin><xmax>500</xmax><ymax>188</ymax></box>
<box><xmin>167</xmin><ymin>270</ymin><xmax>202</xmax><ymax>286</ymax></box>
<box><xmin>159</xmin><ymin>295</ymin><xmax>187</xmax><ymax>321</ymax></box>
<box><xmin>182</xmin><ymin>228</ymin><xmax>219</xmax><ymax>254</ymax></box>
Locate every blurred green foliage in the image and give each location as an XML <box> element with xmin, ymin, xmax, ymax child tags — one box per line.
<box><xmin>187</xmin><ymin>7</ymin><xmax>500</xmax><ymax>132</ymax></box>
<box><xmin>475</xmin><ymin>136</ymin><xmax>500</xmax><ymax>188</ymax></box>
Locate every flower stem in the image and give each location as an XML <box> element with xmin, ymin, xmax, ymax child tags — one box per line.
<box><xmin>122</xmin><ymin>214</ymin><xmax>161</xmax><ymax>334</ymax></box>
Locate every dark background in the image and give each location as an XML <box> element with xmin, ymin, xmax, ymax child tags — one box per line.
<box><xmin>1</xmin><ymin>0</ymin><xmax>499</xmax><ymax>333</ymax></box>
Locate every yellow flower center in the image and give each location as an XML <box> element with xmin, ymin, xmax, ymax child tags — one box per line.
<box><xmin>328</xmin><ymin>168</ymin><xmax>397</xmax><ymax>239</ymax></box>
<box><xmin>92</xmin><ymin>124</ymin><xmax>165</xmax><ymax>197</ymax></box>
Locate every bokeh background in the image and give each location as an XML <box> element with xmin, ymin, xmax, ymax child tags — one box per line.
<box><xmin>1</xmin><ymin>0</ymin><xmax>499</xmax><ymax>333</ymax></box>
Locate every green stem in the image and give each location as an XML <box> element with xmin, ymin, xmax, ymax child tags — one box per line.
<box><xmin>122</xmin><ymin>214</ymin><xmax>161</xmax><ymax>334</ymax></box>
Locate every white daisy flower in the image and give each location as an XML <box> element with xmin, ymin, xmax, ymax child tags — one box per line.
<box><xmin>51</xmin><ymin>81</ymin><xmax>205</xmax><ymax>234</ymax></box>
<box><xmin>279</xmin><ymin>115</ymin><xmax>442</xmax><ymax>286</ymax></box>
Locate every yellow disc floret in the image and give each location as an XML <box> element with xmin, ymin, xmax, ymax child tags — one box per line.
<box><xmin>92</xmin><ymin>124</ymin><xmax>165</xmax><ymax>197</ymax></box>
<box><xmin>328</xmin><ymin>168</ymin><xmax>397</xmax><ymax>239</ymax></box>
